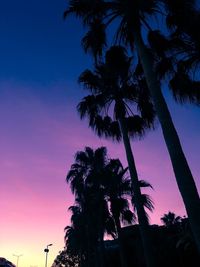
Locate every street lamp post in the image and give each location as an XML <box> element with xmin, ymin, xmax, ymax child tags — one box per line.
<box><xmin>13</xmin><ymin>254</ymin><xmax>23</xmax><ymax>267</ymax></box>
<box><xmin>44</xmin><ymin>244</ymin><xmax>52</xmax><ymax>267</ymax></box>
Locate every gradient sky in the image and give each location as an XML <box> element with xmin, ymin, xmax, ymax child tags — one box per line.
<box><xmin>0</xmin><ymin>1</ymin><xmax>200</xmax><ymax>267</ymax></box>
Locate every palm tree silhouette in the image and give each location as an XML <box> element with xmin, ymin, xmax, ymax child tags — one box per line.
<box><xmin>104</xmin><ymin>159</ymin><xmax>135</xmax><ymax>267</ymax></box>
<box><xmin>146</xmin><ymin>26</ymin><xmax>200</xmax><ymax>105</ymax></box>
<box><xmin>65</xmin><ymin>206</ymin><xmax>86</xmax><ymax>266</ymax></box>
<box><xmin>66</xmin><ymin>146</ymin><xmax>155</xmax><ymax>267</ymax></box>
<box><xmin>161</xmin><ymin>1</ymin><xmax>200</xmax><ymax>105</ymax></box>
<box><xmin>66</xmin><ymin>147</ymin><xmax>116</xmax><ymax>267</ymax></box>
<box><xmin>77</xmin><ymin>46</ymin><xmax>157</xmax><ymax>267</ymax></box>
<box><xmin>104</xmin><ymin>159</ymin><xmax>135</xmax><ymax>233</ymax></box>
<box><xmin>64</xmin><ymin>0</ymin><xmax>200</xmax><ymax>253</ymax></box>
<box><xmin>161</xmin><ymin>211</ymin><xmax>182</xmax><ymax>227</ymax></box>
<box><xmin>104</xmin><ymin>159</ymin><xmax>154</xmax><ymax>267</ymax></box>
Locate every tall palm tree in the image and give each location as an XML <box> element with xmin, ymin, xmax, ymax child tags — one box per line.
<box><xmin>77</xmin><ymin>46</ymin><xmax>157</xmax><ymax>267</ymax></box>
<box><xmin>104</xmin><ymin>159</ymin><xmax>154</xmax><ymax>267</ymax></box>
<box><xmin>64</xmin><ymin>0</ymin><xmax>200</xmax><ymax>252</ymax></box>
<box><xmin>66</xmin><ymin>146</ymin><xmax>116</xmax><ymax>267</ymax></box>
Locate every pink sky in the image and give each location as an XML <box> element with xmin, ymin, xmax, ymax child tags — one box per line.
<box><xmin>0</xmin><ymin>81</ymin><xmax>199</xmax><ymax>267</ymax></box>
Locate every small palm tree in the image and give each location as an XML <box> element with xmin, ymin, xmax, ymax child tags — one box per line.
<box><xmin>65</xmin><ymin>206</ymin><xmax>87</xmax><ymax>266</ymax></box>
<box><xmin>161</xmin><ymin>211</ymin><xmax>182</xmax><ymax>227</ymax></box>
<box><xmin>104</xmin><ymin>159</ymin><xmax>135</xmax><ymax>232</ymax></box>
<box><xmin>77</xmin><ymin>46</ymin><xmax>157</xmax><ymax>267</ymax></box>
<box><xmin>64</xmin><ymin>0</ymin><xmax>200</xmax><ymax>253</ymax></box>
<box><xmin>104</xmin><ymin>159</ymin><xmax>135</xmax><ymax>267</ymax></box>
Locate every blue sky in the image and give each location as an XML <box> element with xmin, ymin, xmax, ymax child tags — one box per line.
<box><xmin>0</xmin><ymin>0</ymin><xmax>91</xmax><ymax>84</ymax></box>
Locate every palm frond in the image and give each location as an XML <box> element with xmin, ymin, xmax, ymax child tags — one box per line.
<box><xmin>148</xmin><ymin>30</ymin><xmax>170</xmax><ymax>57</ymax></box>
<box><xmin>121</xmin><ymin>209</ymin><xmax>136</xmax><ymax>225</ymax></box>
<box><xmin>142</xmin><ymin>194</ymin><xmax>154</xmax><ymax>212</ymax></box>
<box><xmin>82</xmin><ymin>19</ymin><xmax>107</xmax><ymax>61</ymax></box>
<box><xmin>79</xmin><ymin>69</ymin><xmax>101</xmax><ymax>91</ymax></box>
<box><xmin>132</xmin><ymin>193</ymin><xmax>154</xmax><ymax>213</ymax></box>
<box><xmin>169</xmin><ymin>70</ymin><xmax>200</xmax><ymax>105</ymax></box>
<box><xmin>139</xmin><ymin>180</ymin><xmax>154</xmax><ymax>190</ymax></box>
<box><xmin>126</xmin><ymin>115</ymin><xmax>146</xmax><ymax>138</ymax></box>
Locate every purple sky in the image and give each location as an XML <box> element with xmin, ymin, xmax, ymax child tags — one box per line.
<box><xmin>0</xmin><ymin>1</ymin><xmax>200</xmax><ymax>267</ymax></box>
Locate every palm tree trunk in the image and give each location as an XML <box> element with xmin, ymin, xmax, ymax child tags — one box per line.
<box><xmin>113</xmin><ymin>213</ymin><xmax>128</xmax><ymax>267</ymax></box>
<box><xmin>98</xmin><ymin>231</ymin><xmax>106</xmax><ymax>267</ymax></box>
<box><xmin>119</xmin><ymin>118</ymin><xmax>157</xmax><ymax>267</ymax></box>
<box><xmin>86</xmin><ymin>223</ymin><xmax>93</xmax><ymax>267</ymax></box>
<box><xmin>133</xmin><ymin>29</ymin><xmax>200</xmax><ymax>252</ymax></box>
<box><xmin>97</xmin><ymin>198</ymin><xmax>106</xmax><ymax>267</ymax></box>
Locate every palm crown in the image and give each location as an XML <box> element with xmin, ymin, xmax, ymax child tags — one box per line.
<box><xmin>78</xmin><ymin>46</ymin><xmax>155</xmax><ymax>141</ymax></box>
<box><xmin>64</xmin><ymin>0</ymin><xmax>161</xmax><ymax>57</ymax></box>
<box><xmin>146</xmin><ymin>1</ymin><xmax>200</xmax><ymax>105</ymax></box>
<box><xmin>65</xmin><ymin>146</ymin><xmax>140</xmax><ymax>266</ymax></box>
<box><xmin>163</xmin><ymin>0</ymin><xmax>200</xmax><ymax>105</ymax></box>
<box><xmin>161</xmin><ymin>211</ymin><xmax>182</xmax><ymax>227</ymax></box>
